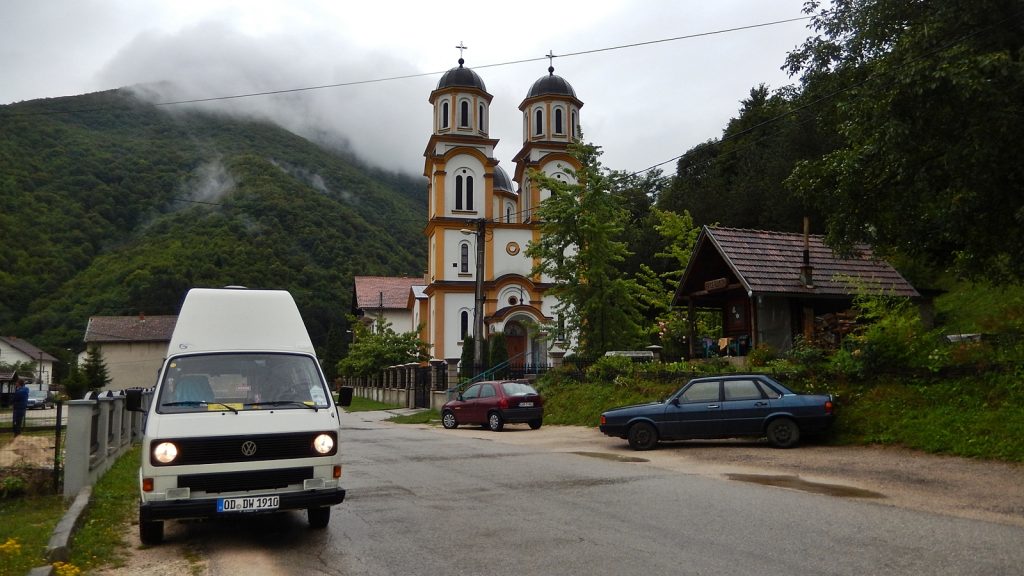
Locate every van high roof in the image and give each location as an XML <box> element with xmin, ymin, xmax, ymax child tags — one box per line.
<box><xmin>168</xmin><ymin>288</ymin><xmax>315</xmax><ymax>355</ymax></box>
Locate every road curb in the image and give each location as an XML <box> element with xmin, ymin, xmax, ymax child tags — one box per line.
<box><xmin>44</xmin><ymin>485</ymin><xmax>92</xmax><ymax>563</ymax></box>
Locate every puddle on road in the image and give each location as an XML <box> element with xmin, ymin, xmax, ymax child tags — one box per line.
<box><xmin>727</xmin><ymin>474</ymin><xmax>884</xmax><ymax>499</ymax></box>
<box><xmin>571</xmin><ymin>451</ymin><xmax>649</xmax><ymax>463</ymax></box>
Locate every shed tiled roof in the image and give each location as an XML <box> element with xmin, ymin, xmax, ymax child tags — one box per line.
<box><xmin>0</xmin><ymin>336</ymin><xmax>59</xmax><ymax>362</ymax></box>
<box><xmin>683</xmin><ymin>226</ymin><xmax>918</xmax><ymax>299</ymax></box>
<box><xmin>84</xmin><ymin>315</ymin><xmax>178</xmax><ymax>343</ymax></box>
<box><xmin>354</xmin><ymin>276</ymin><xmax>427</xmax><ymax>311</ymax></box>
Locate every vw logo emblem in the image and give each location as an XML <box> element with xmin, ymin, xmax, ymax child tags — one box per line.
<box><xmin>240</xmin><ymin>440</ymin><xmax>258</xmax><ymax>457</ymax></box>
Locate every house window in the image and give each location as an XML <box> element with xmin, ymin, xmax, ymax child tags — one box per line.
<box><xmin>460</xmin><ymin>100</ymin><xmax>470</xmax><ymax>128</ymax></box>
<box><xmin>534</xmin><ymin>108</ymin><xmax>544</xmax><ymax>136</ymax></box>
<box><xmin>460</xmin><ymin>242</ymin><xmax>470</xmax><ymax>274</ymax></box>
<box><xmin>455</xmin><ymin>175</ymin><xmax>464</xmax><ymax>210</ymax></box>
<box><xmin>460</xmin><ymin>310</ymin><xmax>470</xmax><ymax>339</ymax></box>
<box><xmin>442</xmin><ymin>101</ymin><xmax>449</xmax><ymax>129</ymax></box>
<box><xmin>554</xmin><ymin>107</ymin><xmax>564</xmax><ymax>134</ymax></box>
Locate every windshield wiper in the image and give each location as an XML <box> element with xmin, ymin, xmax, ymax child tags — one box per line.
<box><xmin>245</xmin><ymin>400</ymin><xmax>319</xmax><ymax>411</ymax></box>
<box><xmin>162</xmin><ymin>401</ymin><xmax>238</xmax><ymax>414</ymax></box>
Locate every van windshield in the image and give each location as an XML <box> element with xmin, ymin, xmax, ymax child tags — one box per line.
<box><xmin>156</xmin><ymin>353</ymin><xmax>331</xmax><ymax>413</ymax></box>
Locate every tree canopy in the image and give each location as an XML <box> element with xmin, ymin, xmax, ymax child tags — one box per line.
<box><xmin>526</xmin><ymin>141</ymin><xmax>644</xmax><ymax>357</ymax></box>
<box><xmin>784</xmin><ymin>0</ymin><xmax>1024</xmax><ymax>280</ymax></box>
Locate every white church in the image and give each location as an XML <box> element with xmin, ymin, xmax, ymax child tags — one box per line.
<box><xmin>353</xmin><ymin>53</ymin><xmax>584</xmax><ymax>372</ymax></box>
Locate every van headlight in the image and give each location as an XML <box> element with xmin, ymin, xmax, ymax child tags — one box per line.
<box><xmin>312</xmin><ymin>434</ymin><xmax>334</xmax><ymax>454</ymax></box>
<box><xmin>153</xmin><ymin>442</ymin><xmax>179</xmax><ymax>464</ymax></box>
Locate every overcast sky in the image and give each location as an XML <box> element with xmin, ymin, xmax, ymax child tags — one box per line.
<box><xmin>0</xmin><ymin>0</ymin><xmax>814</xmax><ymax>177</ymax></box>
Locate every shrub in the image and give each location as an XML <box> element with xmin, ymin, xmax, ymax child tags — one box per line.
<box><xmin>747</xmin><ymin>344</ymin><xmax>777</xmax><ymax>367</ymax></box>
<box><xmin>586</xmin><ymin>355</ymin><xmax>633</xmax><ymax>383</ymax></box>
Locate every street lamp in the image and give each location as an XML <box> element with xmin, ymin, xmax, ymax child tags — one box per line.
<box><xmin>460</xmin><ymin>219</ymin><xmax>486</xmax><ymax>377</ymax></box>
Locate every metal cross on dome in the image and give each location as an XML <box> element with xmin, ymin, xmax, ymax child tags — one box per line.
<box><xmin>456</xmin><ymin>41</ymin><xmax>468</xmax><ymax>59</ymax></box>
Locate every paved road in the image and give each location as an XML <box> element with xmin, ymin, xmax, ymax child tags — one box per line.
<box><xmin>122</xmin><ymin>409</ymin><xmax>1024</xmax><ymax>576</ymax></box>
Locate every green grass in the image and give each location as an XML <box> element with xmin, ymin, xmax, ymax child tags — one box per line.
<box><xmin>0</xmin><ymin>492</ymin><xmax>65</xmax><ymax>576</ymax></box>
<box><xmin>388</xmin><ymin>409</ymin><xmax>440</xmax><ymax>425</ymax></box>
<box><xmin>67</xmin><ymin>445</ymin><xmax>141</xmax><ymax>572</ymax></box>
<box><xmin>343</xmin><ymin>396</ymin><xmax>403</xmax><ymax>412</ymax></box>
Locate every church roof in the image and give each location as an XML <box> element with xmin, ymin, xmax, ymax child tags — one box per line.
<box><xmin>493</xmin><ymin>165</ymin><xmax>515</xmax><ymax>194</ymax></box>
<box><xmin>527</xmin><ymin>67</ymin><xmax>577</xmax><ymax>99</ymax></box>
<box><xmin>436</xmin><ymin>59</ymin><xmax>487</xmax><ymax>91</ymax></box>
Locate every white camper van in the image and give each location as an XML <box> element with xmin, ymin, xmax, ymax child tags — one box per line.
<box><xmin>127</xmin><ymin>287</ymin><xmax>352</xmax><ymax>544</ymax></box>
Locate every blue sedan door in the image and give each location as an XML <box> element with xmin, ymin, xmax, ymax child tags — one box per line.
<box><xmin>664</xmin><ymin>380</ymin><xmax>722</xmax><ymax>439</ymax></box>
<box><xmin>719</xmin><ymin>378</ymin><xmax>773</xmax><ymax>436</ymax></box>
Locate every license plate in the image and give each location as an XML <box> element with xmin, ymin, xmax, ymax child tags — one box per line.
<box><xmin>217</xmin><ymin>495</ymin><xmax>279</xmax><ymax>513</ymax></box>
<box><xmin>519</xmin><ymin>402</ymin><xmax>534</xmax><ymax>407</ymax></box>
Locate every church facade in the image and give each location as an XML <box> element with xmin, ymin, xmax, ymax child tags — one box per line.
<box><xmin>354</xmin><ymin>55</ymin><xmax>583</xmax><ymax>371</ymax></box>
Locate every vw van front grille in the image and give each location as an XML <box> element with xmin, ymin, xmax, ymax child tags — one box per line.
<box><xmin>150</xmin><ymin>432</ymin><xmax>336</xmax><ymax>466</ymax></box>
<box><xmin>178</xmin><ymin>467</ymin><xmax>314</xmax><ymax>493</ymax></box>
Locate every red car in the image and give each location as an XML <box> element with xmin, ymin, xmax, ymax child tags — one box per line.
<box><xmin>441</xmin><ymin>380</ymin><xmax>544</xmax><ymax>431</ymax></box>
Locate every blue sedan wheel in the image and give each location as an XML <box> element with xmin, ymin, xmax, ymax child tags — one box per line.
<box><xmin>766</xmin><ymin>418</ymin><xmax>800</xmax><ymax>448</ymax></box>
<box><xmin>627</xmin><ymin>422</ymin><xmax>658</xmax><ymax>451</ymax></box>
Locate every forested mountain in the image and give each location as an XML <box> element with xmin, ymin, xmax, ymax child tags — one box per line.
<box><xmin>0</xmin><ymin>89</ymin><xmax>427</xmax><ymax>376</ymax></box>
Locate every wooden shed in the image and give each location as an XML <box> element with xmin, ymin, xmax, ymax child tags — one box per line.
<box><xmin>673</xmin><ymin>226</ymin><xmax>919</xmax><ymax>357</ymax></box>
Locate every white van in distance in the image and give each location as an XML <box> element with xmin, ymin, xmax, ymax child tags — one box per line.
<box><xmin>127</xmin><ymin>287</ymin><xmax>352</xmax><ymax>544</ymax></box>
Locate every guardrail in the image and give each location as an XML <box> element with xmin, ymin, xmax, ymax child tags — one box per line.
<box><xmin>63</xmin><ymin>390</ymin><xmax>148</xmax><ymax>499</ymax></box>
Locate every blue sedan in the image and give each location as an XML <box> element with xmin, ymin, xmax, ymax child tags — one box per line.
<box><xmin>599</xmin><ymin>374</ymin><xmax>834</xmax><ymax>450</ymax></box>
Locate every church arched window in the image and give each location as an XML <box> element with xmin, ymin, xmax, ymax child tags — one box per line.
<box><xmin>554</xmin><ymin>107</ymin><xmax>564</xmax><ymax>134</ymax></box>
<box><xmin>571</xmin><ymin>110</ymin><xmax>577</xmax><ymax>138</ymax></box>
<box><xmin>460</xmin><ymin>310</ymin><xmax>470</xmax><ymax>339</ymax></box>
<box><xmin>505</xmin><ymin>202</ymin><xmax>514</xmax><ymax>223</ymax></box>
<box><xmin>460</xmin><ymin>242</ymin><xmax>470</xmax><ymax>274</ymax></box>
<box><xmin>478</xmin><ymin>103</ymin><xmax>486</xmax><ymax>131</ymax></box>
<box><xmin>459</xmin><ymin>100</ymin><xmax>470</xmax><ymax>128</ymax></box>
<box><xmin>466</xmin><ymin>175</ymin><xmax>474</xmax><ymax>211</ymax></box>
<box><xmin>455</xmin><ymin>175</ymin><xmax>464</xmax><ymax>210</ymax></box>
<box><xmin>534</xmin><ymin>108</ymin><xmax>544</xmax><ymax>136</ymax></box>
<box><xmin>441</xmin><ymin>100</ymin><xmax>450</xmax><ymax>129</ymax></box>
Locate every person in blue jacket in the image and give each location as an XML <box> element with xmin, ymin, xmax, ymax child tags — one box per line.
<box><xmin>12</xmin><ymin>378</ymin><xmax>29</xmax><ymax>436</ymax></box>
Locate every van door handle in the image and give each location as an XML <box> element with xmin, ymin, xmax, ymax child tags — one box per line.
<box><xmin>755</xmin><ymin>402</ymin><xmax>768</xmax><ymax>407</ymax></box>
<box><xmin>706</xmin><ymin>404</ymin><xmax>720</xmax><ymax>409</ymax></box>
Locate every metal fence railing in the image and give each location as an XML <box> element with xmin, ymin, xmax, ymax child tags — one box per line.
<box><xmin>0</xmin><ymin>402</ymin><xmax>66</xmax><ymax>495</ymax></box>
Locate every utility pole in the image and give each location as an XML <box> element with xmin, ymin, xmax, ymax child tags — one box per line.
<box><xmin>473</xmin><ymin>218</ymin><xmax>486</xmax><ymax>377</ymax></box>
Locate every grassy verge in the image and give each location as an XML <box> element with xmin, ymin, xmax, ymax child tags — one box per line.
<box><xmin>0</xmin><ymin>492</ymin><xmax>65</xmax><ymax>576</ymax></box>
<box><xmin>343</xmin><ymin>396</ymin><xmax>403</xmax><ymax>412</ymax></box>
<box><xmin>67</xmin><ymin>445</ymin><xmax>141</xmax><ymax>572</ymax></box>
<box><xmin>388</xmin><ymin>409</ymin><xmax>440</xmax><ymax>425</ymax></box>
<box><xmin>530</xmin><ymin>368</ymin><xmax>1024</xmax><ymax>462</ymax></box>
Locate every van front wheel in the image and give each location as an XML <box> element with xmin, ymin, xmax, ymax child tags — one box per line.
<box><xmin>140</xmin><ymin>519</ymin><xmax>164</xmax><ymax>545</ymax></box>
<box><xmin>308</xmin><ymin>506</ymin><xmax>331</xmax><ymax>529</ymax></box>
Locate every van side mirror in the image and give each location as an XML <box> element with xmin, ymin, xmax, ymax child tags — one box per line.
<box><xmin>125</xmin><ymin>388</ymin><xmax>144</xmax><ymax>412</ymax></box>
<box><xmin>338</xmin><ymin>386</ymin><xmax>354</xmax><ymax>407</ymax></box>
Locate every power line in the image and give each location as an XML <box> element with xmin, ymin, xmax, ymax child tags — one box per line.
<box><xmin>631</xmin><ymin>9</ymin><xmax>1022</xmax><ymax>177</ymax></box>
<box><xmin>0</xmin><ymin>16</ymin><xmax>809</xmax><ymax>117</ymax></box>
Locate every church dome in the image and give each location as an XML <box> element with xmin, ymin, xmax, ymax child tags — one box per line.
<box><xmin>526</xmin><ymin>67</ymin><xmax>576</xmax><ymax>99</ymax></box>
<box><xmin>437</xmin><ymin>59</ymin><xmax>487</xmax><ymax>91</ymax></box>
<box><xmin>493</xmin><ymin>165</ymin><xmax>516</xmax><ymax>194</ymax></box>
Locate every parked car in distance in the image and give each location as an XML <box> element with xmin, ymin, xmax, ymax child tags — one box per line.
<box><xmin>599</xmin><ymin>374</ymin><xmax>834</xmax><ymax>450</ymax></box>
<box><xmin>442</xmin><ymin>380</ymin><xmax>544</xmax><ymax>432</ymax></box>
<box><xmin>26</xmin><ymin>388</ymin><xmax>55</xmax><ymax>410</ymax></box>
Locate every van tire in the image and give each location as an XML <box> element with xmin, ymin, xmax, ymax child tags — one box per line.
<box><xmin>140</xmin><ymin>520</ymin><xmax>164</xmax><ymax>545</ymax></box>
<box><xmin>308</xmin><ymin>506</ymin><xmax>331</xmax><ymax>529</ymax></box>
